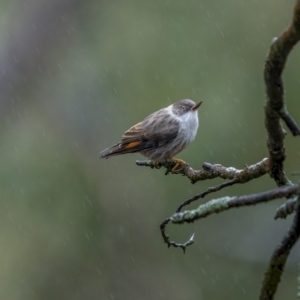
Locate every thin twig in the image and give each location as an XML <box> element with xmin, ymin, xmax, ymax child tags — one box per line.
<box><xmin>176</xmin><ymin>179</ymin><xmax>237</xmax><ymax>212</ymax></box>
<box><xmin>160</xmin><ymin>218</ymin><xmax>195</xmax><ymax>253</ymax></box>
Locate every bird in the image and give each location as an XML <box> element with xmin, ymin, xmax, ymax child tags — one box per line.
<box><xmin>100</xmin><ymin>99</ymin><xmax>203</xmax><ymax>172</ymax></box>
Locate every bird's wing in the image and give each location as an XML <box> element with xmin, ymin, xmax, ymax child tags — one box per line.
<box><xmin>100</xmin><ymin>113</ymin><xmax>180</xmax><ymax>158</ymax></box>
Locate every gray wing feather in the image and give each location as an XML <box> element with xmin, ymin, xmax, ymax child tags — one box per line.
<box><xmin>100</xmin><ymin>109</ymin><xmax>180</xmax><ymax>158</ymax></box>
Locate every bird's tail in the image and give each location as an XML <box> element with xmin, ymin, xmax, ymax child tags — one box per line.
<box><xmin>100</xmin><ymin>141</ymin><xmax>142</xmax><ymax>159</ymax></box>
<box><xmin>99</xmin><ymin>143</ymin><xmax>119</xmax><ymax>159</ymax></box>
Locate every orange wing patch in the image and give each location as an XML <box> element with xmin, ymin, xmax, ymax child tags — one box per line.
<box><xmin>125</xmin><ymin>141</ymin><xmax>141</xmax><ymax>149</ymax></box>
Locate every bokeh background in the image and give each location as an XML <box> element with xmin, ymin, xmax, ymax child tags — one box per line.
<box><xmin>1</xmin><ymin>0</ymin><xmax>300</xmax><ymax>299</ymax></box>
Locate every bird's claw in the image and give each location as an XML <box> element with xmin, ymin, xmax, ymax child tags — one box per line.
<box><xmin>170</xmin><ymin>158</ymin><xmax>187</xmax><ymax>173</ymax></box>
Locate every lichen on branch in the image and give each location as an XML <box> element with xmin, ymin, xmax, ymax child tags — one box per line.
<box><xmin>136</xmin><ymin>157</ymin><xmax>269</xmax><ymax>184</ymax></box>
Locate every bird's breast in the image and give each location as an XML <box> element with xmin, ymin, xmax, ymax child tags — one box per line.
<box><xmin>179</xmin><ymin>112</ymin><xmax>199</xmax><ymax>143</ymax></box>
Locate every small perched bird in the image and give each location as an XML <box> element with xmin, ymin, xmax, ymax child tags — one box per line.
<box><xmin>100</xmin><ymin>99</ymin><xmax>203</xmax><ymax>172</ymax></box>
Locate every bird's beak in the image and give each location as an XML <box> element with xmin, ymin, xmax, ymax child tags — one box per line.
<box><xmin>191</xmin><ymin>100</ymin><xmax>203</xmax><ymax>111</ymax></box>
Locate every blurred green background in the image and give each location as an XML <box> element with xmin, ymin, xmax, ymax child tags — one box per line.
<box><xmin>1</xmin><ymin>0</ymin><xmax>300</xmax><ymax>299</ymax></box>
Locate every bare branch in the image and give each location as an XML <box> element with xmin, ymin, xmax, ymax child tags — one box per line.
<box><xmin>264</xmin><ymin>0</ymin><xmax>300</xmax><ymax>186</ymax></box>
<box><xmin>176</xmin><ymin>179</ymin><xmax>237</xmax><ymax>212</ymax></box>
<box><xmin>275</xmin><ymin>196</ymin><xmax>299</xmax><ymax>219</ymax></box>
<box><xmin>159</xmin><ymin>184</ymin><xmax>300</xmax><ymax>251</ymax></box>
<box><xmin>160</xmin><ymin>218</ymin><xmax>195</xmax><ymax>253</ymax></box>
<box><xmin>259</xmin><ymin>2</ymin><xmax>300</xmax><ymax>296</ymax></box>
<box><xmin>259</xmin><ymin>199</ymin><xmax>300</xmax><ymax>300</ymax></box>
<box><xmin>136</xmin><ymin>158</ymin><xmax>269</xmax><ymax>184</ymax></box>
<box><xmin>170</xmin><ymin>184</ymin><xmax>300</xmax><ymax>225</ymax></box>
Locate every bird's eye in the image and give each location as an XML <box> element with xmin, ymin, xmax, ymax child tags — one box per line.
<box><xmin>182</xmin><ymin>106</ymin><xmax>186</xmax><ymax>110</ymax></box>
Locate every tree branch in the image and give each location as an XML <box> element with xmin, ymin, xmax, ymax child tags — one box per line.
<box><xmin>160</xmin><ymin>218</ymin><xmax>195</xmax><ymax>253</ymax></box>
<box><xmin>176</xmin><ymin>179</ymin><xmax>237</xmax><ymax>212</ymax></box>
<box><xmin>259</xmin><ymin>199</ymin><xmax>300</xmax><ymax>300</ymax></box>
<box><xmin>160</xmin><ymin>184</ymin><xmax>300</xmax><ymax>251</ymax></box>
<box><xmin>264</xmin><ymin>0</ymin><xmax>300</xmax><ymax>186</ymax></box>
<box><xmin>170</xmin><ymin>184</ymin><xmax>300</xmax><ymax>225</ymax></box>
<box><xmin>136</xmin><ymin>158</ymin><xmax>269</xmax><ymax>184</ymax></box>
<box><xmin>275</xmin><ymin>196</ymin><xmax>299</xmax><ymax>219</ymax></box>
<box><xmin>259</xmin><ymin>1</ymin><xmax>300</xmax><ymax>298</ymax></box>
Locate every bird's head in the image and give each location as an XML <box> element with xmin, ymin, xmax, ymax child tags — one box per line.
<box><xmin>172</xmin><ymin>99</ymin><xmax>203</xmax><ymax>116</ymax></box>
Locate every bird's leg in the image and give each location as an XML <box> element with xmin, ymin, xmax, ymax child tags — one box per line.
<box><xmin>170</xmin><ymin>158</ymin><xmax>187</xmax><ymax>173</ymax></box>
<box><xmin>151</xmin><ymin>161</ymin><xmax>161</xmax><ymax>169</ymax></box>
